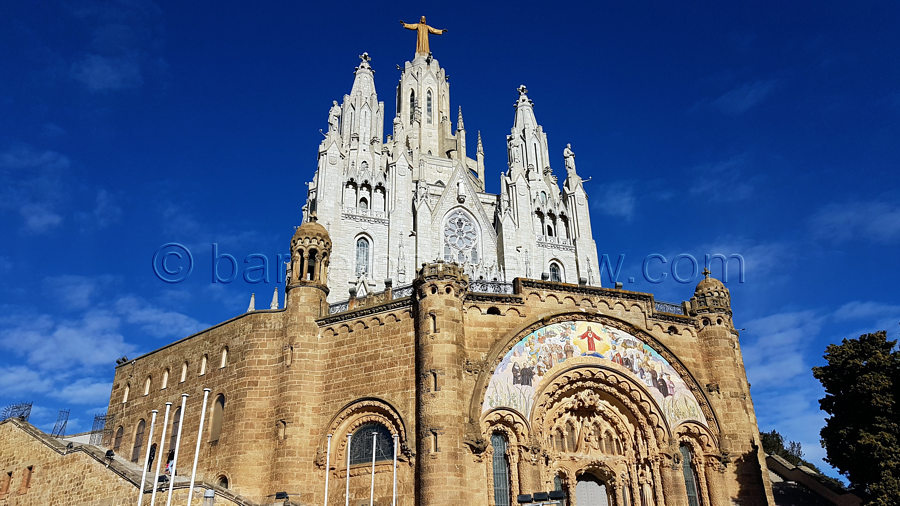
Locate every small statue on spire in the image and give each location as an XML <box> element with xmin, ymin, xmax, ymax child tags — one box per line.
<box><xmin>400</xmin><ymin>16</ymin><xmax>447</xmax><ymax>56</ymax></box>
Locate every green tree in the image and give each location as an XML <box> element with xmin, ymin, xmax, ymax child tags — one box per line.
<box><xmin>813</xmin><ymin>330</ymin><xmax>900</xmax><ymax>503</ymax></box>
<box><xmin>761</xmin><ymin>429</ymin><xmax>805</xmax><ymax>466</ymax></box>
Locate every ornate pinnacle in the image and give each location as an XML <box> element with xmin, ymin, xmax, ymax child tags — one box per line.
<box><xmin>517</xmin><ymin>84</ymin><xmax>528</xmax><ymax>96</ymax></box>
<box><xmin>477</xmin><ymin>131</ymin><xmax>483</xmax><ymax>153</ymax></box>
<box><xmin>457</xmin><ymin>106</ymin><xmax>465</xmax><ymax>131</ymax></box>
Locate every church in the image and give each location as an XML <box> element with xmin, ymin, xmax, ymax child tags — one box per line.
<box><xmin>0</xmin><ymin>19</ymin><xmax>776</xmax><ymax>506</ymax></box>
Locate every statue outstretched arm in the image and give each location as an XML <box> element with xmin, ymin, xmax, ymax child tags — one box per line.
<box><xmin>428</xmin><ymin>26</ymin><xmax>446</xmax><ymax>34</ymax></box>
<box><xmin>401</xmin><ymin>21</ymin><xmax>418</xmax><ymax>30</ymax></box>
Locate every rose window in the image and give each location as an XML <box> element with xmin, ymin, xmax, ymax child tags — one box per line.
<box><xmin>443</xmin><ymin>211</ymin><xmax>479</xmax><ymax>264</ymax></box>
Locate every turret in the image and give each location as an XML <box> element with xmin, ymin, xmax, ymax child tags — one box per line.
<box><xmin>273</xmin><ymin>219</ymin><xmax>333</xmax><ymax>492</ymax></box>
<box><xmin>690</xmin><ymin>270</ymin><xmax>776</xmax><ymax>502</ymax></box>
<box><xmin>413</xmin><ymin>262</ymin><xmax>474</xmax><ymax>503</ymax></box>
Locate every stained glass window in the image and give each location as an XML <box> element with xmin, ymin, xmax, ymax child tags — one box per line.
<box><xmin>491</xmin><ymin>432</ymin><xmax>511</xmax><ymax>506</ymax></box>
<box><xmin>349</xmin><ymin>422</ymin><xmax>394</xmax><ymax>465</ymax></box>
<box><xmin>550</xmin><ymin>263</ymin><xmax>562</xmax><ymax>282</ymax></box>
<box><xmin>443</xmin><ymin>210</ymin><xmax>479</xmax><ymax>265</ymax></box>
<box><xmin>356</xmin><ymin>238</ymin><xmax>370</xmax><ymax>276</ymax></box>
<box><xmin>681</xmin><ymin>444</ymin><xmax>701</xmax><ymax>506</ymax></box>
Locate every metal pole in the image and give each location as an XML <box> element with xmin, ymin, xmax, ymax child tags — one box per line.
<box><xmin>150</xmin><ymin>402</ymin><xmax>172</xmax><ymax>505</ymax></box>
<box><xmin>165</xmin><ymin>393</ymin><xmax>189</xmax><ymax>506</ymax></box>
<box><xmin>345</xmin><ymin>433</ymin><xmax>352</xmax><ymax>506</ymax></box>
<box><xmin>136</xmin><ymin>409</ymin><xmax>158</xmax><ymax>506</ymax></box>
<box><xmin>324</xmin><ymin>434</ymin><xmax>332</xmax><ymax>506</ymax></box>
<box><xmin>391</xmin><ymin>434</ymin><xmax>398</xmax><ymax>506</ymax></box>
<box><xmin>369</xmin><ymin>432</ymin><xmax>377</xmax><ymax>506</ymax></box>
<box><xmin>187</xmin><ymin>388</ymin><xmax>211</xmax><ymax>505</ymax></box>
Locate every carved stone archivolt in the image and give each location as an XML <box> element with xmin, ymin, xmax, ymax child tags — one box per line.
<box><xmin>475</xmin><ymin>312</ymin><xmax>725</xmax><ymax>504</ymax></box>
<box><xmin>318</xmin><ymin>398</ymin><xmax>411</xmax><ymax>469</ymax></box>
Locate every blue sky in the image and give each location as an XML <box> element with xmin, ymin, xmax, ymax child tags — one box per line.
<box><xmin>1</xmin><ymin>1</ymin><xmax>898</xmax><ymax>479</ymax></box>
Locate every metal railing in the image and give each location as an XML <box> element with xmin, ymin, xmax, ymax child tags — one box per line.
<box><xmin>654</xmin><ymin>301</ymin><xmax>685</xmax><ymax>315</ymax></box>
<box><xmin>327</xmin><ymin>283</ymin><xmax>415</xmax><ymax>315</ymax></box>
<box><xmin>537</xmin><ymin>235</ymin><xmax>574</xmax><ymax>247</ymax></box>
<box><xmin>392</xmin><ymin>284</ymin><xmax>414</xmax><ymax>298</ymax></box>
<box><xmin>470</xmin><ymin>280</ymin><xmax>514</xmax><ymax>294</ymax></box>
<box><xmin>342</xmin><ymin>206</ymin><xmax>386</xmax><ymax>219</ymax></box>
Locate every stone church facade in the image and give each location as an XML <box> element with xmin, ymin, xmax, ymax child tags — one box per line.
<box><xmin>0</xmin><ymin>32</ymin><xmax>776</xmax><ymax>506</ymax></box>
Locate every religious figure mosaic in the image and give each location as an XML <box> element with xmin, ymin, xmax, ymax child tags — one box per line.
<box><xmin>482</xmin><ymin>321</ymin><xmax>707</xmax><ymax>428</ymax></box>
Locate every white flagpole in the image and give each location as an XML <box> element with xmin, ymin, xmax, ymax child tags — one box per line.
<box><xmin>187</xmin><ymin>388</ymin><xmax>211</xmax><ymax>505</ymax></box>
<box><xmin>345</xmin><ymin>434</ymin><xmax>352</xmax><ymax>506</ymax></box>
<box><xmin>165</xmin><ymin>393</ymin><xmax>189</xmax><ymax>506</ymax></box>
<box><xmin>136</xmin><ymin>409</ymin><xmax>158</xmax><ymax>506</ymax></box>
<box><xmin>369</xmin><ymin>432</ymin><xmax>377</xmax><ymax>506</ymax></box>
<box><xmin>150</xmin><ymin>402</ymin><xmax>172</xmax><ymax>505</ymax></box>
<box><xmin>391</xmin><ymin>434</ymin><xmax>398</xmax><ymax>506</ymax></box>
<box><xmin>324</xmin><ymin>434</ymin><xmax>332</xmax><ymax>506</ymax></box>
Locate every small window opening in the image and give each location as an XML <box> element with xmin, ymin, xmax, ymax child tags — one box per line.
<box><xmin>200</xmin><ymin>354</ymin><xmax>208</xmax><ymax>376</ymax></box>
<box><xmin>180</xmin><ymin>362</ymin><xmax>188</xmax><ymax>382</ymax></box>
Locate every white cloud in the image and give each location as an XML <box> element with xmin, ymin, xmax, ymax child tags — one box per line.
<box><xmin>810</xmin><ymin>200</ymin><xmax>900</xmax><ymax>243</ymax></box>
<box><xmin>699</xmin><ymin>237</ymin><xmax>791</xmax><ymax>283</ymax></box>
<box><xmin>0</xmin><ymin>146</ymin><xmax>68</xmax><ymax>232</ymax></box>
<box><xmin>711</xmin><ymin>79</ymin><xmax>779</xmax><ymax>115</ymax></box>
<box><xmin>51</xmin><ymin>378</ymin><xmax>113</xmax><ymax>406</ymax></box>
<box><xmin>688</xmin><ymin>153</ymin><xmax>760</xmax><ymax>202</ymax></box>
<box><xmin>0</xmin><ymin>366</ymin><xmax>55</xmax><ymax>398</ymax></box>
<box><xmin>589</xmin><ymin>181</ymin><xmax>636</xmax><ymax>220</ymax></box>
<box><xmin>114</xmin><ymin>295</ymin><xmax>207</xmax><ymax>339</ymax></box>
<box><xmin>71</xmin><ymin>53</ymin><xmax>143</xmax><ymax>92</ymax></box>
<box><xmin>743</xmin><ymin>310</ymin><xmax>824</xmax><ymax>390</ymax></box>
<box><xmin>44</xmin><ymin>275</ymin><xmax>114</xmax><ymax>311</ymax></box>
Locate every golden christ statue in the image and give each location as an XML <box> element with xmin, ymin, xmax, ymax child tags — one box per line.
<box><xmin>400</xmin><ymin>16</ymin><xmax>447</xmax><ymax>56</ymax></box>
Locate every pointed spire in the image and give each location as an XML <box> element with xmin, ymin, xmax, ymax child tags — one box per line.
<box><xmin>476</xmin><ymin>131</ymin><xmax>483</xmax><ymax>153</ymax></box>
<box><xmin>457</xmin><ymin>106</ymin><xmax>465</xmax><ymax>131</ymax></box>
<box><xmin>270</xmin><ymin>287</ymin><xmax>279</xmax><ymax>310</ymax></box>
<box><xmin>247</xmin><ymin>293</ymin><xmax>256</xmax><ymax>312</ymax></box>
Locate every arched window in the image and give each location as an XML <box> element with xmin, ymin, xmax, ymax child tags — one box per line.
<box><xmin>216</xmin><ymin>475</ymin><xmax>229</xmax><ymax>489</ymax></box>
<box><xmin>348</xmin><ymin>422</ymin><xmax>394</xmax><ymax>465</ymax></box>
<box><xmin>161</xmin><ymin>369</ymin><xmax>169</xmax><ymax>390</ymax></box>
<box><xmin>170</xmin><ymin>407</ymin><xmax>181</xmax><ymax>449</ymax></box>
<box><xmin>143</xmin><ymin>376</ymin><xmax>151</xmax><ymax>396</ymax></box>
<box><xmin>680</xmin><ymin>444</ymin><xmax>701</xmax><ymax>506</ymax></box>
<box><xmin>131</xmin><ymin>419</ymin><xmax>146</xmax><ymax>463</ymax></box>
<box><xmin>209</xmin><ymin>394</ymin><xmax>225</xmax><ymax>442</ymax></box>
<box><xmin>113</xmin><ymin>426</ymin><xmax>124</xmax><ymax>451</ymax></box>
<box><xmin>550</xmin><ymin>262</ymin><xmax>562</xmax><ymax>282</ymax></box>
<box><xmin>180</xmin><ymin>362</ymin><xmax>188</xmax><ymax>382</ymax></box>
<box><xmin>306</xmin><ymin>248</ymin><xmax>318</xmax><ymax>281</ymax></box>
<box><xmin>443</xmin><ymin>209</ymin><xmax>480</xmax><ymax>265</ymax></box>
<box><xmin>220</xmin><ymin>348</ymin><xmax>228</xmax><ymax>369</ymax></box>
<box><xmin>200</xmin><ymin>354</ymin><xmax>208</xmax><ymax>375</ymax></box>
<box><xmin>356</xmin><ymin>237</ymin><xmax>370</xmax><ymax>276</ymax></box>
<box><xmin>122</xmin><ymin>384</ymin><xmax>130</xmax><ymax>404</ymax></box>
<box><xmin>359</xmin><ymin>197</ymin><xmax>369</xmax><ymax>211</ymax></box>
<box><xmin>409</xmin><ymin>90</ymin><xmax>415</xmax><ymax>123</ymax></box>
<box><xmin>491</xmin><ymin>432</ymin><xmax>511</xmax><ymax>506</ymax></box>
<box><xmin>426</xmin><ymin>89</ymin><xmax>433</xmax><ymax>124</ymax></box>
<box><xmin>547</xmin><ymin>224</ymin><xmax>554</xmax><ymax>237</ymax></box>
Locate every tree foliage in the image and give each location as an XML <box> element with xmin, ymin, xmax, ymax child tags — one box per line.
<box><xmin>761</xmin><ymin>429</ymin><xmax>805</xmax><ymax>466</ymax></box>
<box><xmin>813</xmin><ymin>330</ymin><xmax>900</xmax><ymax>503</ymax></box>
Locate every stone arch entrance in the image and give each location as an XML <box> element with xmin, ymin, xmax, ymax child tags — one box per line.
<box><xmin>474</xmin><ymin>315</ymin><xmax>725</xmax><ymax>505</ymax></box>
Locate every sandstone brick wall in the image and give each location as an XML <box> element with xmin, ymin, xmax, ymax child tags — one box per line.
<box><xmin>18</xmin><ymin>267</ymin><xmax>772</xmax><ymax>505</ymax></box>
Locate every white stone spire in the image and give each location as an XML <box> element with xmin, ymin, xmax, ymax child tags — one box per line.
<box><xmin>270</xmin><ymin>287</ymin><xmax>279</xmax><ymax>310</ymax></box>
<box><xmin>247</xmin><ymin>293</ymin><xmax>256</xmax><ymax>312</ymax></box>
